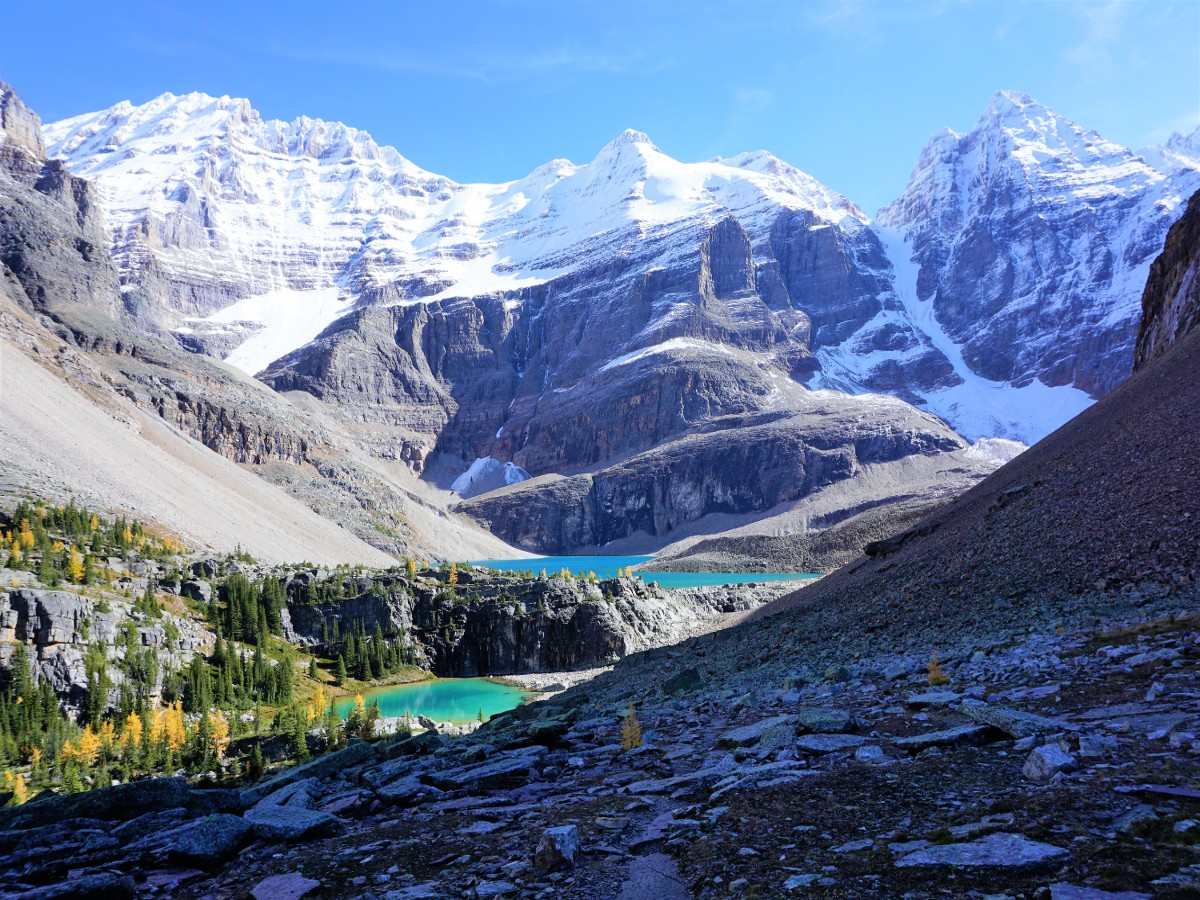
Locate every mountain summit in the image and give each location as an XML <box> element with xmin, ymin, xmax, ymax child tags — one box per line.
<box><xmin>43</xmin><ymin>90</ymin><xmax>1200</xmax><ymax>462</ymax></box>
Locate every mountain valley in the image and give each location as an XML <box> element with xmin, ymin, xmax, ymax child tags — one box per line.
<box><xmin>0</xmin><ymin>71</ymin><xmax>1198</xmax><ymax>900</ymax></box>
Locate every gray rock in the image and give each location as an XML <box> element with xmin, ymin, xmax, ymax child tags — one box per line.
<box><xmin>428</xmin><ymin>746</ymin><xmax>547</xmax><ymax>791</ymax></box>
<box><xmin>534</xmin><ymin>824</ymin><xmax>580</xmax><ymax>871</ymax></box>
<box><xmin>245</xmin><ymin>804</ymin><xmax>340</xmax><ymax>841</ymax></box>
<box><xmin>1112</xmin><ymin>805</ymin><xmax>1157</xmax><ymax>833</ymax></box>
<box><xmin>244</xmin><ymin>778</ymin><xmax>340</xmax><ymax>841</ymax></box>
<box><xmin>894</xmin><ymin>832</ymin><xmax>1068</xmax><ymax>868</ymax></box>
<box><xmin>716</xmin><ymin>715</ymin><xmax>798</xmax><ymax>749</ymax></box>
<box><xmin>833</xmin><ymin>838</ymin><xmax>874</xmax><ymax>852</ymax></box>
<box><xmin>783</xmin><ymin>874</ymin><xmax>822</xmax><ymax>890</ymax></box>
<box><xmin>376</xmin><ymin>774</ymin><xmax>441</xmax><ymax>807</ymax></box>
<box><xmin>795</xmin><ymin>733</ymin><xmax>869</xmax><ymax>753</ymax></box>
<box><xmin>164</xmin><ymin>813</ymin><xmax>250</xmax><ymax>865</ymax></box>
<box><xmin>1078</xmin><ymin>733</ymin><xmax>1120</xmax><ymax>757</ymax></box>
<box><xmin>181</xmin><ymin>579</ymin><xmax>213</xmax><ymax>604</ymax></box>
<box><xmin>16</xmin><ymin>872</ymin><xmax>137</xmax><ymax>899</ymax></box>
<box><xmin>892</xmin><ymin>725</ymin><xmax>998</xmax><ymax>752</ymax></box>
<box><xmin>794</xmin><ymin>707</ymin><xmax>857</xmax><ymax>734</ymax></box>
<box><xmin>855</xmin><ymin>744</ymin><xmax>887</xmax><ymax>764</ymax></box>
<box><xmin>1023</xmin><ymin>744</ymin><xmax>1077</xmax><ymax>783</ymax></box>
<box><xmin>251</xmin><ymin>872</ymin><xmax>321</xmax><ymax>900</ymax></box>
<box><xmin>959</xmin><ymin>698</ymin><xmax>1070</xmax><ymax>738</ymax></box>
<box><xmin>662</xmin><ymin>668</ymin><xmax>702</xmax><ymax>697</ymax></box>
<box><xmin>473</xmin><ymin>881</ymin><xmax>519</xmax><ymax>897</ymax></box>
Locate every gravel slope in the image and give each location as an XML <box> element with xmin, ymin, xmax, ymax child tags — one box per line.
<box><xmin>755</xmin><ymin>320</ymin><xmax>1200</xmax><ymax>642</ymax></box>
<box><xmin>0</xmin><ymin>324</ymin><xmax>397</xmax><ymax>567</ymax></box>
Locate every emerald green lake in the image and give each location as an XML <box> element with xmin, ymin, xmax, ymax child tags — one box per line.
<box><xmin>336</xmin><ymin>677</ymin><xmax>529</xmax><ymax>724</ymax></box>
<box><xmin>471</xmin><ymin>555</ymin><xmax>820</xmax><ymax>590</ymax></box>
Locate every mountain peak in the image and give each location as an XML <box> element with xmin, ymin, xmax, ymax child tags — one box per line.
<box><xmin>600</xmin><ymin>129</ymin><xmax>658</xmax><ymax>153</ymax></box>
<box><xmin>983</xmin><ymin>89</ymin><xmax>1039</xmax><ymax>116</ymax></box>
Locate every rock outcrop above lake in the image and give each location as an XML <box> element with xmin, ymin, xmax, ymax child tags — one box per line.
<box><xmin>283</xmin><ymin>570</ymin><xmax>773</xmax><ymax>676</ymax></box>
<box><xmin>456</xmin><ymin>401</ymin><xmax>974</xmax><ymax>554</ymax></box>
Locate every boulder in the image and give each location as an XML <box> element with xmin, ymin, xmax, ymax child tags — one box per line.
<box><xmin>796</xmin><ymin>733</ymin><xmax>869</xmax><ymax>753</ymax></box>
<box><xmin>960</xmin><ymin>698</ymin><xmax>1070</xmax><ymax>738</ymax></box>
<box><xmin>534</xmin><ymin>824</ymin><xmax>580</xmax><ymax>871</ymax></box>
<box><xmin>894</xmin><ymin>832</ymin><xmax>1068</xmax><ymax>868</ymax></box>
<box><xmin>794</xmin><ymin>707</ymin><xmax>857</xmax><ymax>734</ymax></box>
<box><xmin>164</xmin><ymin>813</ymin><xmax>251</xmax><ymax>866</ymax></box>
<box><xmin>1049</xmin><ymin>884</ymin><xmax>1151</xmax><ymax>900</ymax></box>
<box><xmin>892</xmin><ymin>725</ymin><xmax>999</xmax><ymax>753</ymax></box>
<box><xmin>16</xmin><ymin>871</ymin><xmax>137</xmax><ymax>899</ymax></box>
<box><xmin>1023</xmin><ymin>744</ymin><xmax>1077</xmax><ymax>783</ymax></box>
<box><xmin>716</xmin><ymin>715</ymin><xmax>798</xmax><ymax>749</ymax></box>
<box><xmin>251</xmin><ymin>872</ymin><xmax>321</xmax><ymax>900</ymax></box>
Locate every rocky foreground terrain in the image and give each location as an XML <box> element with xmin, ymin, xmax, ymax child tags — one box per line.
<box><xmin>0</xmin><ymin>195</ymin><xmax>1196</xmax><ymax>899</ymax></box>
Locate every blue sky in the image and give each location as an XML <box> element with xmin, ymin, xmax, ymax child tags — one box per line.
<box><xmin>4</xmin><ymin>0</ymin><xmax>1197</xmax><ymax>213</ymax></box>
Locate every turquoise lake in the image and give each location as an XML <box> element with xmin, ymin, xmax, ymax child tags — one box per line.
<box><xmin>336</xmin><ymin>677</ymin><xmax>530</xmax><ymax>724</ymax></box>
<box><xmin>470</xmin><ymin>555</ymin><xmax>820</xmax><ymax>590</ymax></box>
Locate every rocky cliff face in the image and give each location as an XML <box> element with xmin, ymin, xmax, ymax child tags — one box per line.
<box><xmin>1135</xmin><ymin>188</ymin><xmax>1200</xmax><ymax>369</ymax></box>
<box><xmin>0</xmin><ymin>81</ymin><xmax>121</xmax><ymax>325</ymax></box>
<box><xmin>0</xmin><ymin>82</ymin><xmax>513</xmax><ymax>561</ymax></box>
<box><xmin>282</xmin><ymin>571</ymin><xmax>750</xmax><ymax>677</ymax></box>
<box><xmin>0</xmin><ymin>587</ymin><xmax>208</xmax><ymax>710</ymax></box>
<box><xmin>459</xmin><ymin>402</ymin><xmax>966</xmax><ymax>553</ymax></box>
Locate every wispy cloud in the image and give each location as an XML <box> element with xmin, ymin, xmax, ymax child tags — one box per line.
<box><xmin>1063</xmin><ymin>0</ymin><xmax>1128</xmax><ymax>73</ymax></box>
<box><xmin>256</xmin><ymin>41</ymin><xmax>671</xmax><ymax>83</ymax></box>
<box><xmin>1138</xmin><ymin>109</ymin><xmax>1200</xmax><ymax>147</ymax></box>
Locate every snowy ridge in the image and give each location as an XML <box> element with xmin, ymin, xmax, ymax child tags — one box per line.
<box><xmin>43</xmin><ymin>89</ymin><xmax>1200</xmax><ymax>442</ymax></box>
<box><xmin>874</xmin><ymin>89</ymin><xmax>1200</xmax><ymax>410</ymax></box>
<box><xmin>44</xmin><ymin>99</ymin><xmax>861</xmax><ymax>373</ymax></box>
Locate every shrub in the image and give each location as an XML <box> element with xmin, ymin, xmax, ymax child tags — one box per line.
<box><xmin>926</xmin><ymin>650</ymin><xmax>949</xmax><ymax>687</ymax></box>
<box><xmin>620</xmin><ymin>703</ymin><xmax>642</xmax><ymax>751</ymax></box>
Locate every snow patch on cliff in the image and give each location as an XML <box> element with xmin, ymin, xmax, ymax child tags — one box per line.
<box><xmin>452</xmin><ymin>457</ymin><xmax>532</xmax><ymax>498</ymax></box>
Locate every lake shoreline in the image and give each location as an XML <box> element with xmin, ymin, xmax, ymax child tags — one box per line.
<box><xmin>470</xmin><ymin>554</ymin><xmax>821</xmax><ymax>590</ymax></box>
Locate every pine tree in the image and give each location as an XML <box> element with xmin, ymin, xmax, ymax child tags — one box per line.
<box><xmin>335</xmin><ymin>655</ymin><xmax>347</xmax><ymax>687</ymax></box>
<box><xmin>247</xmin><ymin>743</ymin><xmax>265</xmax><ymax>780</ymax></box>
<box><xmin>290</xmin><ymin>711</ymin><xmax>309</xmax><ymax>761</ymax></box>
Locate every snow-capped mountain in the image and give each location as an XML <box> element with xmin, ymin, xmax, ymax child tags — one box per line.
<box><xmin>45</xmin><ymin>96</ymin><xmax>865</xmax><ymax>376</ymax></box>
<box><xmin>877</xmin><ymin>90</ymin><xmax>1200</xmax><ymax>401</ymax></box>
<box><xmin>43</xmin><ymin>90</ymin><xmax>1200</xmax><ymax>453</ymax></box>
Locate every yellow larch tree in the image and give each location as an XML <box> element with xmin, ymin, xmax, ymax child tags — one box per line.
<box><xmin>122</xmin><ymin>711</ymin><xmax>143</xmax><ymax>752</ymax></box>
<box><xmin>75</xmin><ymin>725</ymin><xmax>102</xmax><ymax>765</ymax></box>
<box><xmin>208</xmin><ymin>710</ymin><xmax>230</xmax><ymax>760</ymax></box>
<box><xmin>163</xmin><ymin>701</ymin><xmax>187</xmax><ymax>753</ymax></box>
<box><xmin>98</xmin><ymin>720</ymin><xmax>116</xmax><ymax>751</ymax></box>
<box><xmin>67</xmin><ymin>547</ymin><xmax>85</xmax><ymax>583</ymax></box>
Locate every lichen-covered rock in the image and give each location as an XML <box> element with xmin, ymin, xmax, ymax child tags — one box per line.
<box><xmin>534</xmin><ymin>824</ymin><xmax>580</xmax><ymax>872</ymax></box>
<box><xmin>1023</xmin><ymin>744</ymin><xmax>1078</xmax><ymax>783</ymax></box>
